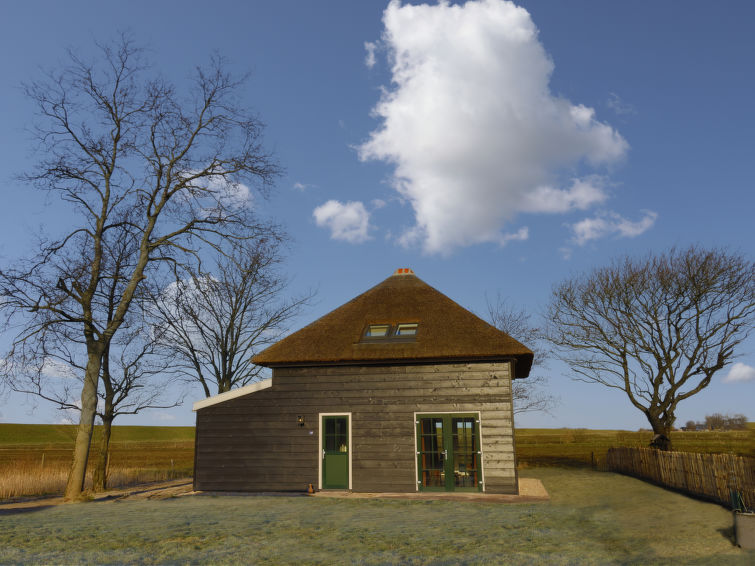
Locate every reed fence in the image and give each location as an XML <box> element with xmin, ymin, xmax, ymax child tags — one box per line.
<box><xmin>606</xmin><ymin>447</ymin><xmax>754</xmax><ymax>510</ymax></box>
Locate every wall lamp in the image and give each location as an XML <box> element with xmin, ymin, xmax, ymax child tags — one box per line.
<box><xmin>297</xmin><ymin>415</ymin><xmax>305</xmax><ymax>427</ymax></box>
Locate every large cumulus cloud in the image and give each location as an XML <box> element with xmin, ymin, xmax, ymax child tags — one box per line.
<box><xmin>359</xmin><ymin>0</ymin><xmax>631</xmax><ymax>254</ymax></box>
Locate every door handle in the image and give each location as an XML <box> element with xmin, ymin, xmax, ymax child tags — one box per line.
<box><xmin>322</xmin><ymin>448</ymin><xmax>326</xmax><ymax>460</ymax></box>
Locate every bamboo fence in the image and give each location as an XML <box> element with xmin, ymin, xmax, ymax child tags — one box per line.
<box><xmin>606</xmin><ymin>447</ymin><xmax>754</xmax><ymax>510</ymax></box>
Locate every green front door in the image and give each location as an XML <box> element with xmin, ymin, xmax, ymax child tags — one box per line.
<box><xmin>322</xmin><ymin>416</ymin><xmax>349</xmax><ymax>489</ymax></box>
<box><xmin>416</xmin><ymin>414</ymin><xmax>482</xmax><ymax>492</ymax></box>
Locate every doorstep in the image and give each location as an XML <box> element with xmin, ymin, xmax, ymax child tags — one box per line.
<box><xmin>311</xmin><ymin>478</ymin><xmax>548</xmax><ymax>503</ymax></box>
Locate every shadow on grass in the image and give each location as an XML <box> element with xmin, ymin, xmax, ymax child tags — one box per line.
<box><xmin>0</xmin><ymin>505</ymin><xmax>58</xmax><ymax>516</ymax></box>
<box><xmin>718</xmin><ymin>525</ymin><xmax>737</xmax><ymax>546</ymax></box>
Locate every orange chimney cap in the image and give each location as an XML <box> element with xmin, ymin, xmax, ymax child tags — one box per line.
<box><xmin>393</xmin><ymin>268</ymin><xmax>415</xmax><ymax>275</ymax></box>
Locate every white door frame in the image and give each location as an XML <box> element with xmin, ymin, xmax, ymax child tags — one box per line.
<box><xmin>413</xmin><ymin>411</ymin><xmax>485</xmax><ymax>492</ymax></box>
<box><xmin>318</xmin><ymin>412</ymin><xmax>352</xmax><ymax>490</ymax></box>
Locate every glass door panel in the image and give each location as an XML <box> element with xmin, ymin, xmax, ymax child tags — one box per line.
<box><xmin>452</xmin><ymin>417</ymin><xmax>479</xmax><ymax>489</ymax></box>
<box><xmin>417</xmin><ymin>417</ymin><xmax>446</xmax><ymax>489</ymax></box>
<box><xmin>416</xmin><ymin>414</ymin><xmax>481</xmax><ymax>492</ymax></box>
<box><xmin>322</xmin><ymin>416</ymin><xmax>349</xmax><ymax>489</ymax></box>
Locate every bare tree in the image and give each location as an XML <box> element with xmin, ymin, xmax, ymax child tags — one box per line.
<box><xmin>149</xmin><ymin>240</ymin><xmax>312</xmax><ymax>397</ymax></box>
<box><xmin>94</xmin><ymin>332</ymin><xmax>180</xmax><ymax>491</ymax></box>
<box><xmin>3</xmin><ymin>221</ymin><xmax>180</xmax><ymax>491</ymax></box>
<box><xmin>6</xmin><ymin>320</ymin><xmax>178</xmax><ymax>491</ymax></box>
<box><xmin>547</xmin><ymin>247</ymin><xmax>755</xmax><ymax>450</ymax></box>
<box><xmin>486</xmin><ymin>294</ymin><xmax>558</xmax><ymax>415</ymax></box>
<box><xmin>0</xmin><ymin>36</ymin><xmax>279</xmax><ymax>499</ymax></box>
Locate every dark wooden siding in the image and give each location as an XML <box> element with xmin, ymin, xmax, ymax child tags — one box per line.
<box><xmin>194</xmin><ymin>362</ymin><xmax>517</xmax><ymax>494</ymax></box>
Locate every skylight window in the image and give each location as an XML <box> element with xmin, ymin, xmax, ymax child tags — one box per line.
<box><xmin>365</xmin><ymin>324</ymin><xmax>391</xmax><ymax>337</ymax></box>
<box><xmin>395</xmin><ymin>323</ymin><xmax>418</xmax><ymax>336</ymax></box>
<box><xmin>361</xmin><ymin>323</ymin><xmax>419</xmax><ymax>342</ymax></box>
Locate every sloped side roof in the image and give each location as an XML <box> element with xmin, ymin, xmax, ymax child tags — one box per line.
<box><xmin>253</xmin><ymin>271</ymin><xmax>533</xmax><ymax>378</ymax></box>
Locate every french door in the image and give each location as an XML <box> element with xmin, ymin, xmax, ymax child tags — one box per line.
<box><xmin>416</xmin><ymin>414</ymin><xmax>482</xmax><ymax>492</ymax></box>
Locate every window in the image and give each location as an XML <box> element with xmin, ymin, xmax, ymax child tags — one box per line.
<box><xmin>396</xmin><ymin>323</ymin><xmax>418</xmax><ymax>336</ymax></box>
<box><xmin>365</xmin><ymin>324</ymin><xmax>391</xmax><ymax>337</ymax></box>
<box><xmin>361</xmin><ymin>322</ymin><xmax>419</xmax><ymax>342</ymax></box>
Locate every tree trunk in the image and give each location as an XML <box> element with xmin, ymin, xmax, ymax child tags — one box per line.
<box><xmin>92</xmin><ymin>416</ymin><xmax>113</xmax><ymax>492</ymax></box>
<box><xmin>648</xmin><ymin>419</ymin><xmax>673</xmax><ymax>451</ymax></box>
<box><xmin>64</xmin><ymin>353</ymin><xmax>101</xmax><ymax>501</ymax></box>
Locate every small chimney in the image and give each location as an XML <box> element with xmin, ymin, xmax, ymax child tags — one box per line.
<box><xmin>393</xmin><ymin>268</ymin><xmax>415</xmax><ymax>276</ymax></box>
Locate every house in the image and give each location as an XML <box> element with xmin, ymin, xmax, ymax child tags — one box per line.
<box><xmin>192</xmin><ymin>268</ymin><xmax>533</xmax><ymax>494</ymax></box>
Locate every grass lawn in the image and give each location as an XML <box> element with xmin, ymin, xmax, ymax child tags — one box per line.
<box><xmin>1</xmin><ymin>468</ymin><xmax>751</xmax><ymax>565</ymax></box>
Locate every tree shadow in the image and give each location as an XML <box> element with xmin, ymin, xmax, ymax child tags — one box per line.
<box><xmin>0</xmin><ymin>504</ymin><xmax>57</xmax><ymax>516</ymax></box>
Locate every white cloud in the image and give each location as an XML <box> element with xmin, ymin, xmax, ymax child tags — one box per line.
<box><xmin>39</xmin><ymin>358</ymin><xmax>79</xmax><ymax>380</ymax></box>
<box><xmin>723</xmin><ymin>362</ymin><xmax>755</xmax><ymax>383</ymax></box>
<box><xmin>364</xmin><ymin>41</ymin><xmax>378</xmax><ymax>68</ymax></box>
<box><xmin>293</xmin><ymin>182</ymin><xmax>315</xmax><ymax>191</ymax></box>
<box><xmin>520</xmin><ymin>177</ymin><xmax>609</xmax><ymax>214</ymax></box>
<box><xmin>371</xmin><ymin>198</ymin><xmax>387</xmax><ymax>209</ymax></box>
<box><xmin>0</xmin><ymin>355</ymin><xmax>79</xmax><ymax>381</ymax></box>
<box><xmin>358</xmin><ymin>0</ymin><xmax>628</xmax><ymax>254</ymax></box>
<box><xmin>155</xmin><ymin>412</ymin><xmax>177</xmax><ymax>421</ymax></box>
<box><xmin>607</xmin><ymin>92</ymin><xmax>636</xmax><ymax>116</ymax></box>
<box><xmin>500</xmin><ymin>227</ymin><xmax>529</xmax><ymax>246</ymax></box>
<box><xmin>208</xmin><ymin>178</ymin><xmax>252</xmax><ymax>210</ymax></box>
<box><xmin>313</xmin><ymin>200</ymin><xmax>371</xmax><ymax>243</ymax></box>
<box><xmin>570</xmin><ymin>210</ymin><xmax>657</xmax><ymax>245</ymax></box>
<box><xmin>182</xmin><ymin>169</ymin><xmax>253</xmax><ymax>211</ymax></box>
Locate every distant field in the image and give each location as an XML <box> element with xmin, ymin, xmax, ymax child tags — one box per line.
<box><xmin>515</xmin><ymin>426</ymin><xmax>754</xmax><ymax>467</ymax></box>
<box><xmin>1</xmin><ymin>423</ymin><xmax>752</xmax><ymax>498</ymax></box>
<box><xmin>0</xmin><ymin>424</ymin><xmax>194</xmax><ymax>499</ymax></box>
<box><xmin>0</xmin><ymin>423</ymin><xmax>195</xmax><ymax>445</ymax></box>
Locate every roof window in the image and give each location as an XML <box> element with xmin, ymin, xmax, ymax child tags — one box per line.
<box><xmin>365</xmin><ymin>324</ymin><xmax>391</xmax><ymax>337</ymax></box>
<box><xmin>395</xmin><ymin>323</ymin><xmax>418</xmax><ymax>336</ymax></box>
<box><xmin>361</xmin><ymin>323</ymin><xmax>419</xmax><ymax>342</ymax></box>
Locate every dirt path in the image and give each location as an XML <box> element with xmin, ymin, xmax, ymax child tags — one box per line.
<box><xmin>0</xmin><ymin>478</ymin><xmax>194</xmax><ymax>511</ymax></box>
<box><xmin>1</xmin><ymin>477</ymin><xmax>548</xmax><ymax>512</ymax></box>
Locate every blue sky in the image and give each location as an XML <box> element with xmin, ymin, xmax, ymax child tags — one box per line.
<box><xmin>1</xmin><ymin>1</ymin><xmax>753</xmax><ymax>429</ymax></box>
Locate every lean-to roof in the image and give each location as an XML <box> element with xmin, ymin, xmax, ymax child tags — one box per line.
<box><xmin>253</xmin><ymin>269</ymin><xmax>533</xmax><ymax>378</ymax></box>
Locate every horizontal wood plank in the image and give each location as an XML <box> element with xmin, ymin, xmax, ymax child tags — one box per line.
<box><xmin>196</xmin><ymin>361</ymin><xmax>518</xmax><ymax>493</ymax></box>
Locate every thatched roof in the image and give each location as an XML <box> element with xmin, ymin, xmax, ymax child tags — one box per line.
<box><xmin>253</xmin><ymin>269</ymin><xmax>533</xmax><ymax>378</ymax></box>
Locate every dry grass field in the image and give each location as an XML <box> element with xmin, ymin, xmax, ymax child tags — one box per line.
<box><xmin>0</xmin><ymin>424</ymin><xmax>194</xmax><ymax>499</ymax></box>
<box><xmin>1</xmin><ymin>423</ymin><xmax>752</xmax><ymax>500</ymax></box>
<box><xmin>515</xmin><ymin>425</ymin><xmax>754</xmax><ymax>468</ymax></box>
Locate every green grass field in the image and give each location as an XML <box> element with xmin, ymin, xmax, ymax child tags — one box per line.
<box><xmin>0</xmin><ymin>423</ymin><xmax>195</xmax><ymax>445</ymax></box>
<box><xmin>1</xmin><ymin>468</ymin><xmax>751</xmax><ymax>564</ymax></box>
<box><xmin>0</xmin><ymin>425</ymin><xmax>195</xmax><ymax>499</ymax></box>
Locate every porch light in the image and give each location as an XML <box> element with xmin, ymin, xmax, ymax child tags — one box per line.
<box><xmin>297</xmin><ymin>415</ymin><xmax>305</xmax><ymax>427</ymax></box>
